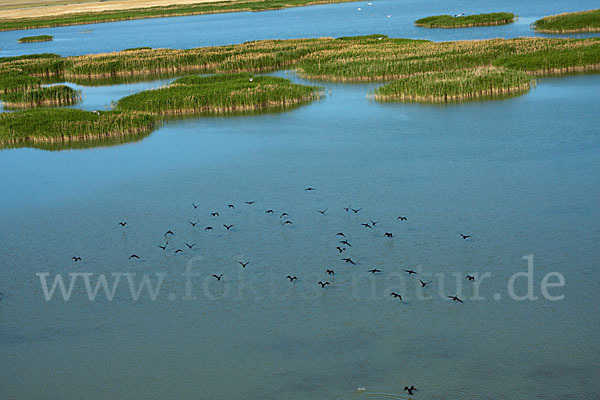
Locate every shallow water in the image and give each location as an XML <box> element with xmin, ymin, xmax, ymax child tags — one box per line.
<box><xmin>1</xmin><ymin>1</ymin><xmax>600</xmax><ymax>399</ymax></box>
<box><xmin>1</xmin><ymin>0</ymin><xmax>600</xmax><ymax>57</ymax></box>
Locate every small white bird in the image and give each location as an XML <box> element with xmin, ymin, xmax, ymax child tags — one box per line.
<box><xmin>249</xmin><ymin>77</ymin><xmax>253</xmax><ymax>82</ymax></box>
<box><xmin>357</xmin><ymin>7</ymin><xmax>362</xmax><ymax>10</ymax></box>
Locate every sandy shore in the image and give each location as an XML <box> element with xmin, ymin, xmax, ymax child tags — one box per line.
<box><xmin>0</xmin><ymin>0</ymin><xmax>236</xmax><ymax>19</ymax></box>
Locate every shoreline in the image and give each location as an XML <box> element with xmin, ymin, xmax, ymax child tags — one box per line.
<box><xmin>0</xmin><ymin>0</ymin><xmax>358</xmax><ymax>31</ymax></box>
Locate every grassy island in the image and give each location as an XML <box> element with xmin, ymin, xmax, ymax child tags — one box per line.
<box><xmin>415</xmin><ymin>12</ymin><xmax>515</xmax><ymax>28</ymax></box>
<box><xmin>18</xmin><ymin>35</ymin><xmax>54</xmax><ymax>43</ymax></box>
<box><xmin>116</xmin><ymin>73</ymin><xmax>322</xmax><ymax>115</ymax></box>
<box><xmin>1</xmin><ymin>85</ymin><xmax>81</xmax><ymax>108</ymax></box>
<box><xmin>534</xmin><ymin>9</ymin><xmax>600</xmax><ymax>33</ymax></box>
<box><xmin>0</xmin><ymin>0</ymin><xmax>358</xmax><ymax>32</ymax></box>
<box><xmin>1</xmin><ymin>35</ymin><xmax>600</xmax><ymax>146</ymax></box>
<box><xmin>0</xmin><ymin>108</ymin><xmax>156</xmax><ymax>144</ymax></box>
<box><xmin>373</xmin><ymin>67</ymin><xmax>531</xmax><ymax>102</ymax></box>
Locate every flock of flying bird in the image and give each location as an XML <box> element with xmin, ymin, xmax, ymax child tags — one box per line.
<box><xmin>70</xmin><ymin>186</ymin><xmax>476</xmax><ymax>308</ymax></box>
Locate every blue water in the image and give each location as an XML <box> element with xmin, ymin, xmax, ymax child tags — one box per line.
<box><xmin>1</xmin><ymin>0</ymin><xmax>599</xmax><ymax>57</ymax></box>
<box><xmin>1</xmin><ymin>1</ymin><xmax>599</xmax><ymax>399</ymax></box>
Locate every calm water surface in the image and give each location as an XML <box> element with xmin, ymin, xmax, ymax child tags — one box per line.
<box><xmin>1</xmin><ymin>0</ymin><xmax>600</xmax><ymax>56</ymax></box>
<box><xmin>0</xmin><ymin>1</ymin><xmax>599</xmax><ymax>399</ymax></box>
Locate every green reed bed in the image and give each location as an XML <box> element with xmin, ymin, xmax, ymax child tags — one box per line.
<box><xmin>18</xmin><ymin>35</ymin><xmax>53</xmax><ymax>43</ymax></box>
<box><xmin>0</xmin><ymin>108</ymin><xmax>156</xmax><ymax>144</ymax></box>
<box><xmin>1</xmin><ymin>85</ymin><xmax>81</xmax><ymax>108</ymax></box>
<box><xmin>534</xmin><ymin>9</ymin><xmax>600</xmax><ymax>33</ymax></box>
<box><xmin>415</xmin><ymin>12</ymin><xmax>515</xmax><ymax>28</ymax></box>
<box><xmin>0</xmin><ymin>0</ymin><xmax>358</xmax><ymax>31</ymax></box>
<box><xmin>116</xmin><ymin>73</ymin><xmax>322</xmax><ymax>115</ymax></box>
<box><xmin>373</xmin><ymin>67</ymin><xmax>531</xmax><ymax>102</ymax></box>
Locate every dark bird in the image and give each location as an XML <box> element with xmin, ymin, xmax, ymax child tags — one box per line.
<box><xmin>419</xmin><ymin>279</ymin><xmax>432</xmax><ymax>287</ymax></box>
<box><xmin>339</xmin><ymin>240</ymin><xmax>352</xmax><ymax>247</ymax></box>
<box><xmin>368</xmin><ymin>268</ymin><xmax>382</xmax><ymax>274</ymax></box>
<box><xmin>228</xmin><ymin>204</ymin><xmax>235</xmax><ymax>209</ymax></box>
<box><xmin>336</xmin><ymin>232</ymin><xmax>345</xmax><ymax>237</ymax></box>
<box><xmin>158</xmin><ymin>243</ymin><xmax>167</xmax><ymax>250</ymax></box>
<box><xmin>404</xmin><ymin>386</ymin><xmax>416</xmax><ymax>395</ymax></box>
<box><xmin>404</xmin><ymin>269</ymin><xmax>418</xmax><ymax>275</ymax></box>
<box><xmin>361</xmin><ymin>223</ymin><xmax>372</xmax><ymax>229</ymax></box>
<box><xmin>174</xmin><ymin>249</ymin><xmax>184</xmax><ymax>254</ymax></box>
<box><xmin>466</xmin><ymin>275</ymin><xmax>475</xmax><ymax>281</ymax></box>
<box><xmin>351</xmin><ymin>208</ymin><xmax>362</xmax><ymax>214</ymax></box>
<box><xmin>370</xmin><ymin>220</ymin><xmax>378</xmax><ymax>226</ymax></box>
<box><xmin>318</xmin><ymin>281</ymin><xmax>330</xmax><ymax>288</ymax></box>
<box><xmin>223</xmin><ymin>224</ymin><xmax>234</xmax><ymax>230</ymax></box>
<box><xmin>205</xmin><ymin>226</ymin><xmax>213</xmax><ymax>231</ymax></box>
<box><xmin>189</xmin><ymin>220</ymin><xmax>199</xmax><ymax>227</ymax></box>
<box><xmin>460</xmin><ymin>233</ymin><xmax>471</xmax><ymax>239</ymax></box>
<box><xmin>384</xmin><ymin>232</ymin><xmax>393</xmax><ymax>238</ymax></box>
<box><xmin>448</xmin><ymin>295</ymin><xmax>463</xmax><ymax>303</ymax></box>
<box><xmin>343</xmin><ymin>205</ymin><xmax>351</xmax><ymax>212</ymax></box>
<box><xmin>239</xmin><ymin>261</ymin><xmax>249</xmax><ymax>268</ymax></box>
<box><xmin>245</xmin><ymin>201</ymin><xmax>256</xmax><ymax>205</ymax></box>
<box><xmin>72</xmin><ymin>256</ymin><xmax>82</xmax><ymax>262</ymax></box>
<box><xmin>164</xmin><ymin>230</ymin><xmax>174</xmax><ymax>237</ymax></box>
<box><xmin>390</xmin><ymin>292</ymin><xmax>402</xmax><ymax>300</ymax></box>
<box><xmin>283</xmin><ymin>220</ymin><xmax>294</xmax><ymax>225</ymax></box>
<box><xmin>326</xmin><ymin>269</ymin><xmax>335</xmax><ymax>275</ymax></box>
<box><xmin>305</xmin><ymin>187</ymin><xmax>316</xmax><ymax>191</ymax></box>
<box><xmin>280</xmin><ymin>212</ymin><xmax>289</xmax><ymax>219</ymax></box>
<box><xmin>211</xmin><ymin>212</ymin><xmax>219</xmax><ymax>217</ymax></box>
<box><xmin>185</xmin><ymin>243</ymin><xmax>195</xmax><ymax>249</ymax></box>
<box><xmin>118</xmin><ymin>221</ymin><xmax>127</xmax><ymax>227</ymax></box>
<box><xmin>129</xmin><ymin>254</ymin><xmax>140</xmax><ymax>260</ymax></box>
<box><xmin>212</xmin><ymin>274</ymin><xmax>223</xmax><ymax>281</ymax></box>
<box><xmin>336</xmin><ymin>246</ymin><xmax>346</xmax><ymax>253</ymax></box>
<box><xmin>287</xmin><ymin>276</ymin><xmax>297</xmax><ymax>282</ymax></box>
<box><xmin>342</xmin><ymin>258</ymin><xmax>355</xmax><ymax>265</ymax></box>
<box><xmin>397</xmin><ymin>216</ymin><xmax>407</xmax><ymax>221</ymax></box>
<box><xmin>265</xmin><ymin>209</ymin><xmax>274</xmax><ymax>214</ymax></box>
<box><xmin>192</xmin><ymin>203</ymin><xmax>198</xmax><ymax>209</ymax></box>
<box><xmin>317</xmin><ymin>209</ymin><xmax>328</xmax><ymax>215</ymax></box>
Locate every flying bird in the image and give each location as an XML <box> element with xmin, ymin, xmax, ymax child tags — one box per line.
<box><xmin>343</xmin><ymin>205</ymin><xmax>351</xmax><ymax>212</ymax></box>
<box><xmin>397</xmin><ymin>216</ymin><xmax>407</xmax><ymax>221</ymax></box>
<box><xmin>336</xmin><ymin>232</ymin><xmax>345</xmax><ymax>237</ymax></box>
<box><xmin>239</xmin><ymin>261</ymin><xmax>249</xmax><ymax>268</ymax></box>
<box><xmin>280</xmin><ymin>212</ymin><xmax>289</xmax><ymax>219</ymax></box>
<box><xmin>326</xmin><ymin>269</ymin><xmax>335</xmax><ymax>275</ymax></box>
<box><xmin>185</xmin><ymin>243</ymin><xmax>195</xmax><ymax>249</ymax></box>
<box><xmin>72</xmin><ymin>256</ymin><xmax>81</xmax><ymax>262</ymax></box>
<box><xmin>118</xmin><ymin>221</ymin><xmax>127</xmax><ymax>227</ymax></box>
<box><xmin>211</xmin><ymin>212</ymin><xmax>219</xmax><ymax>217</ymax></box>
<box><xmin>370</xmin><ymin>220</ymin><xmax>378</xmax><ymax>226</ymax></box>
<box><xmin>212</xmin><ymin>274</ymin><xmax>223</xmax><ymax>281</ymax></box>
<box><xmin>448</xmin><ymin>295</ymin><xmax>463</xmax><ymax>303</ymax></box>
<box><xmin>390</xmin><ymin>292</ymin><xmax>402</xmax><ymax>300</ymax></box>
<box><xmin>351</xmin><ymin>208</ymin><xmax>362</xmax><ymax>214</ymax></box>
<box><xmin>361</xmin><ymin>223</ymin><xmax>372</xmax><ymax>229</ymax></box>
<box><xmin>164</xmin><ymin>230</ymin><xmax>174</xmax><ymax>237</ymax></box>
<box><xmin>342</xmin><ymin>258</ymin><xmax>355</xmax><ymax>265</ymax></box>
<box><xmin>189</xmin><ymin>220</ymin><xmax>199</xmax><ymax>227</ymax></box>
<box><xmin>158</xmin><ymin>243</ymin><xmax>167</xmax><ymax>250</ymax></box>
<box><xmin>192</xmin><ymin>203</ymin><xmax>198</xmax><ymax>209</ymax></box>
<box><xmin>223</xmin><ymin>224</ymin><xmax>234</xmax><ymax>230</ymax></box>
<box><xmin>460</xmin><ymin>233</ymin><xmax>471</xmax><ymax>239</ymax></box>
<box><xmin>245</xmin><ymin>201</ymin><xmax>256</xmax><ymax>205</ymax></box>
<box><xmin>305</xmin><ymin>187</ymin><xmax>316</xmax><ymax>191</ymax></box>
<box><xmin>317</xmin><ymin>209</ymin><xmax>328</xmax><ymax>215</ymax></box>
<box><xmin>368</xmin><ymin>268</ymin><xmax>382</xmax><ymax>274</ymax></box>
<box><xmin>384</xmin><ymin>232</ymin><xmax>393</xmax><ymax>238</ymax></box>
<box><xmin>283</xmin><ymin>220</ymin><xmax>294</xmax><ymax>225</ymax></box>
<box><xmin>265</xmin><ymin>209</ymin><xmax>274</xmax><ymax>214</ymax></box>
<box><xmin>174</xmin><ymin>249</ymin><xmax>184</xmax><ymax>254</ymax></box>
<box><xmin>339</xmin><ymin>240</ymin><xmax>352</xmax><ymax>247</ymax></box>
<box><xmin>466</xmin><ymin>275</ymin><xmax>475</xmax><ymax>281</ymax></box>
<box><xmin>336</xmin><ymin>246</ymin><xmax>346</xmax><ymax>253</ymax></box>
<box><xmin>404</xmin><ymin>386</ymin><xmax>416</xmax><ymax>395</ymax></box>
<box><xmin>318</xmin><ymin>281</ymin><xmax>330</xmax><ymax>288</ymax></box>
<box><xmin>227</xmin><ymin>204</ymin><xmax>235</xmax><ymax>209</ymax></box>
<box><xmin>419</xmin><ymin>279</ymin><xmax>432</xmax><ymax>287</ymax></box>
<box><xmin>404</xmin><ymin>269</ymin><xmax>418</xmax><ymax>275</ymax></box>
<box><xmin>287</xmin><ymin>276</ymin><xmax>297</xmax><ymax>282</ymax></box>
<box><xmin>129</xmin><ymin>254</ymin><xmax>140</xmax><ymax>260</ymax></box>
